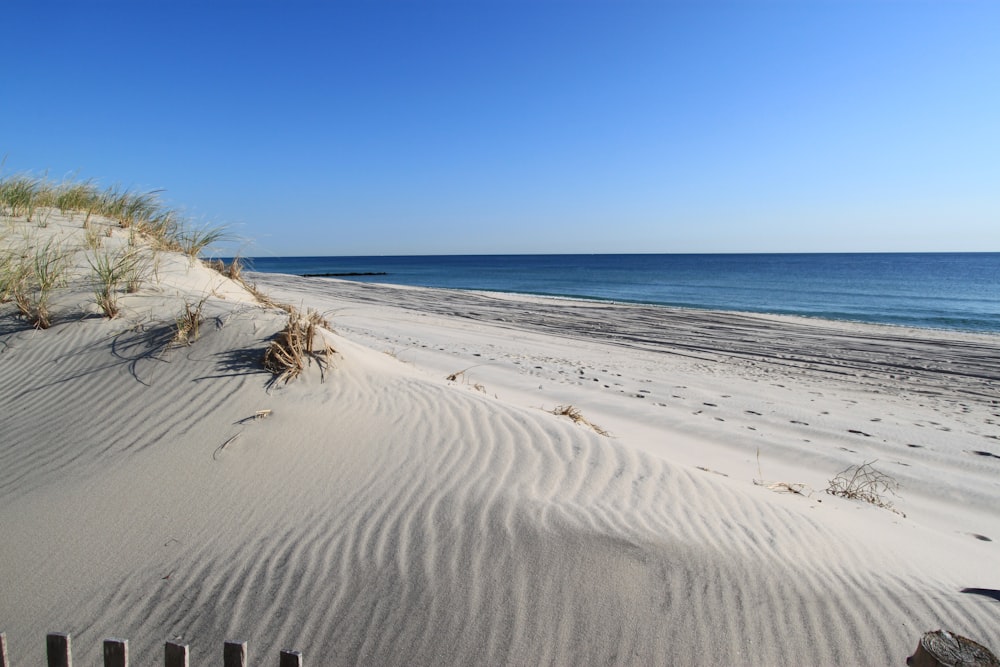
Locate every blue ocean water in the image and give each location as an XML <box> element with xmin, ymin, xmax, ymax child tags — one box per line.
<box><xmin>244</xmin><ymin>253</ymin><xmax>1000</xmax><ymax>334</ymax></box>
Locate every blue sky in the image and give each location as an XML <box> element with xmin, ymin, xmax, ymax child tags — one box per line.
<box><xmin>4</xmin><ymin>1</ymin><xmax>998</xmax><ymax>255</ymax></box>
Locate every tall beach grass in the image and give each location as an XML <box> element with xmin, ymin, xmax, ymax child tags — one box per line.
<box><xmin>0</xmin><ymin>171</ymin><xmax>224</xmax><ymax>258</ymax></box>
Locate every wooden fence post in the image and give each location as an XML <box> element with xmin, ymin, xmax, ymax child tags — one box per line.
<box><xmin>279</xmin><ymin>649</ymin><xmax>302</xmax><ymax>667</ymax></box>
<box><xmin>164</xmin><ymin>641</ymin><xmax>189</xmax><ymax>667</ymax></box>
<box><xmin>46</xmin><ymin>633</ymin><xmax>71</xmax><ymax>667</ymax></box>
<box><xmin>224</xmin><ymin>640</ymin><xmax>247</xmax><ymax>667</ymax></box>
<box><xmin>1</xmin><ymin>632</ymin><xmax>8</xmax><ymax>667</ymax></box>
<box><xmin>103</xmin><ymin>638</ymin><xmax>128</xmax><ymax>667</ymax></box>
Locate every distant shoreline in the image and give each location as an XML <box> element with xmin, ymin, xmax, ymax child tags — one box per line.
<box><xmin>301</xmin><ymin>271</ymin><xmax>388</xmax><ymax>278</ymax></box>
<box><xmin>243</xmin><ymin>252</ymin><xmax>1000</xmax><ymax>335</ymax></box>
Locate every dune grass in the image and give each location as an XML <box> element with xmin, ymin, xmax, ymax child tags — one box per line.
<box><xmin>0</xmin><ymin>170</ymin><xmax>290</xmax><ymax>334</ymax></box>
<box><xmin>4</xmin><ymin>237</ymin><xmax>71</xmax><ymax>329</ymax></box>
<box><xmin>171</xmin><ymin>299</ymin><xmax>207</xmax><ymax>347</ymax></box>
<box><xmin>88</xmin><ymin>247</ymin><xmax>149</xmax><ymax>318</ymax></box>
<box><xmin>263</xmin><ymin>309</ymin><xmax>336</xmax><ymax>385</ymax></box>
<box><xmin>0</xmin><ymin>172</ymin><xmax>225</xmax><ymax>257</ymax></box>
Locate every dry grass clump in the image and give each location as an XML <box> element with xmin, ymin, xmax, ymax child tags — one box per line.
<box><xmin>203</xmin><ymin>255</ymin><xmax>244</xmax><ymax>281</ymax></box>
<box><xmin>224</xmin><ymin>255</ymin><xmax>244</xmax><ymax>281</ymax></box>
<box><xmin>753</xmin><ymin>448</ymin><xmax>810</xmax><ymax>496</ymax></box>
<box><xmin>550</xmin><ymin>404</ymin><xmax>609</xmax><ymax>436</ymax></box>
<box><xmin>263</xmin><ymin>309</ymin><xmax>336</xmax><ymax>385</ymax></box>
<box><xmin>171</xmin><ymin>299</ymin><xmax>206</xmax><ymax>347</ymax></box>
<box><xmin>446</xmin><ymin>365</ymin><xmax>481</xmax><ymax>382</ymax></box>
<box><xmin>237</xmin><ymin>276</ymin><xmax>293</xmax><ymax>312</ymax></box>
<box><xmin>445</xmin><ymin>366</ymin><xmax>487</xmax><ymax>392</ymax></box>
<box><xmin>826</xmin><ymin>460</ymin><xmax>903</xmax><ymax>515</ymax></box>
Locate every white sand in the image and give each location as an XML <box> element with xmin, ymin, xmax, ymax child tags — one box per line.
<box><xmin>1</xmin><ymin>214</ymin><xmax>998</xmax><ymax>665</ymax></box>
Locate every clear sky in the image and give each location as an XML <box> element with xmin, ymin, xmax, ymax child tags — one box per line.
<box><xmin>4</xmin><ymin>1</ymin><xmax>999</xmax><ymax>256</ymax></box>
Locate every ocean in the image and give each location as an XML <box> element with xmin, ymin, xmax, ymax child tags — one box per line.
<box><xmin>242</xmin><ymin>253</ymin><xmax>1000</xmax><ymax>334</ymax></box>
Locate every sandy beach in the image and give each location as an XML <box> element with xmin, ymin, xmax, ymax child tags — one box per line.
<box><xmin>2</xmin><ymin>213</ymin><xmax>998</xmax><ymax>665</ymax></box>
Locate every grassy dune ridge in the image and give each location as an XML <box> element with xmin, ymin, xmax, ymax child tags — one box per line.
<box><xmin>0</xmin><ymin>172</ymin><xmax>234</xmax><ymax>328</ymax></box>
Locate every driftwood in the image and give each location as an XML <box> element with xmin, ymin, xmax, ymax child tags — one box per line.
<box><xmin>907</xmin><ymin>630</ymin><xmax>999</xmax><ymax>667</ymax></box>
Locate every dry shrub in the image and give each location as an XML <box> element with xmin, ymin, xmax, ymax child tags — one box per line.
<box><xmin>263</xmin><ymin>309</ymin><xmax>336</xmax><ymax>385</ymax></box>
<box><xmin>826</xmin><ymin>460</ymin><xmax>904</xmax><ymax>516</ymax></box>
<box><xmin>551</xmin><ymin>404</ymin><xmax>609</xmax><ymax>437</ymax></box>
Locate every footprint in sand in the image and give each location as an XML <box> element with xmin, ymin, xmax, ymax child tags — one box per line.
<box><xmin>745</xmin><ymin>410</ymin><xmax>762</xmax><ymax>416</ymax></box>
<box><xmin>791</xmin><ymin>420</ymin><xmax>809</xmax><ymax>426</ymax></box>
<box><xmin>968</xmin><ymin>450</ymin><xmax>1000</xmax><ymax>460</ymax></box>
<box><xmin>969</xmin><ymin>534</ymin><xmax>993</xmax><ymax>542</ymax></box>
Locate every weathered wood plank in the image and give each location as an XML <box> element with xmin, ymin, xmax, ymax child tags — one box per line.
<box><xmin>103</xmin><ymin>638</ymin><xmax>128</xmax><ymax>667</ymax></box>
<box><xmin>0</xmin><ymin>631</ymin><xmax>8</xmax><ymax>667</ymax></box>
<box><xmin>46</xmin><ymin>633</ymin><xmax>71</xmax><ymax>667</ymax></box>
<box><xmin>164</xmin><ymin>641</ymin><xmax>189</xmax><ymax>667</ymax></box>
<box><xmin>279</xmin><ymin>649</ymin><xmax>302</xmax><ymax>667</ymax></box>
<box><xmin>223</xmin><ymin>640</ymin><xmax>247</xmax><ymax>667</ymax></box>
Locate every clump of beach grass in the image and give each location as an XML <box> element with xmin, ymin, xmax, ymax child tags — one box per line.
<box><xmin>9</xmin><ymin>238</ymin><xmax>70</xmax><ymax>329</ymax></box>
<box><xmin>223</xmin><ymin>254</ymin><xmax>244</xmax><ymax>281</ymax></box>
<box><xmin>88</xmin><ymin>247</ymin><xmax>149</xmax><ymax>318</ymax></box>
<box><xmin>54</xmin><ymin>178</ymin><xmax>100</xmax><ymax>219</ymax></box>
<box><xmin>179</xmin><ymin>225</ymin><xmax>229</xmax><ymax>259</ymax></box>
<box><xmin>263</xmin><ymin>309</ymin><xmax>336</xmax><ymax>385</ymax></box>
<box><xmin>0</xmin><ymin>174</ymin><xmax>42</xmax><ymax>221</ymax></box>
<box><xmin>550</xmin><ymin>405</ymin><xmax>610</xmax><ymax>436</ymax></box>
<box><xmin>171</xmin><ymin>298</ymin><xmax>207</xmax><ymax>347</ymax></box>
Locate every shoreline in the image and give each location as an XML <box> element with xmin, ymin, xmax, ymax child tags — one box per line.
<box><xmin>241</xmin><ymin>251</ymin><xmax>1000</xmax><ymax>335</ymax></box>
<box><xmin>252</xmin><ymin>272</ymin><xmax>1000</xmax><ymax>336</ymax></box>
<box><xmin>248</xmin><ymin>273</ymin><xmax>1000</xmax><ymax>408</ymax></box>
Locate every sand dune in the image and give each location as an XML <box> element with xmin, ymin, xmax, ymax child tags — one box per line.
<box><xmin>1</xmin><ymin>215</ymin><xmax>998</xmax><ymax>664</ymax></box>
